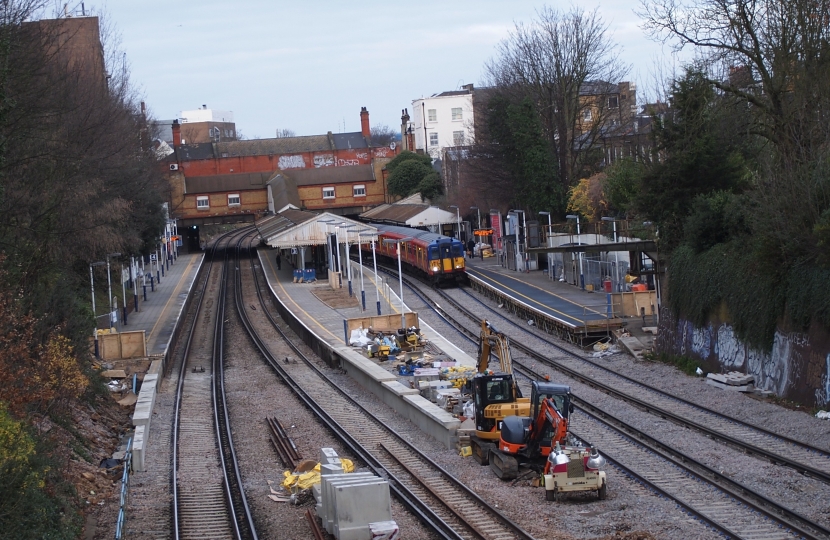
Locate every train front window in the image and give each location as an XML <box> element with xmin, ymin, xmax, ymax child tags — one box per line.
<box><xmin>428</xmin><ymin>246</ymin><xmax>439</xmax><ymax>260</ymax></box>
<box><xmin>441</xmin><ymin>245</ymin><xmax>452</xmax><ymax>258</ymax></box>
<box><xmin>451</xmin><ymin>244</ymin><xmax>463</xmax><ymax>258</ymax></box>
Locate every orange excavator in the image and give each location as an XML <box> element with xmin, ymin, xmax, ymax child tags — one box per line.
<box><xmin>488</xmin><ymin>380</ymin><xmax>572</xmax><ymax>479</ymax></box>
<box><xmin>488</xmin><ymin>381</ymin><xmax>608</xmax><ymax>501</ymax></box>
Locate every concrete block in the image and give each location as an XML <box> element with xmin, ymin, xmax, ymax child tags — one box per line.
<box><xmin>132</xmin><ymin>425</ymin><xmax>146</xmax><ymax>472</ymax></box>
<box><xmin>706</xmin><ymin>378</ymin><xmax>754</xmax><ymax>392</ymax></box>
<box><xmin>382</xmin><ymin>380</ymin><xmax>419</xmax><ymax>397</ymax></box>
<box><xmin>319</xmin><ymin>473</ymin><xmax>376</xmax><ymax>526</ymax></box>
<box><xmin>333</xmin><ymin>480</ymin><xmax>392</xmax><ymax>540</ymax></box>
<box><xmin>132</xmin><ymin>400</ymin><xmax>152</xmax><ymax>429</ymax></box>
<box><xmin>707</xmin><ymin>371</ymin><xmax>754</xmax><ymax>386</ymax></box>
<box><xmin>320</xmin><ymin>447</ymin><xmax>342</xmax><ymax>468</ymax></box>
<box><xmin>325</xmin><ymin>476</ymin><xmax>380</xmax><ymax>534</ymax></box>
<box><xmin>321</xmin><ymin>463</ymin><xmax>345</xmax><ymax>476</ymax></box>
<box><xmin>338</xmin><ymin>347</ymin><xmax>398</xmax><ymax>383</ymax></box>
<box><xmin>369</xmin><ymin>521</ymin><xmax>400</xmax><ymax>540</ymax></box>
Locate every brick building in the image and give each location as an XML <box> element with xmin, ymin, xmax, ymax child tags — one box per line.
<box><xmin>165</xmin><ymin>107</ymin><xmax>399</xmax><ymax>226</ymax></box>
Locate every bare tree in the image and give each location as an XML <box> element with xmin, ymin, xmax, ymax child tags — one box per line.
<box><xmin>485</xmin><ymin>6</ymin><xmax>630</xmax><ymax>191</ymax></box>
<box><xmin>275</xmin><ymin>128</ymin><xmax>296</xmax><ymax>138</ymax></box>
<box><xmin>370</xmin><ymin>124</ymin><xmax>396</xmax><ymax>146</ymax></box>
<box><xmin>638</xmin><ymin>0</ymin><xmax>830</xmax><ymax>255</ymax></box>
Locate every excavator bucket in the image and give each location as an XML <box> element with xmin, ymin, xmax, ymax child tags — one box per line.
<box><xmin>488</xmin><ymin>449</ymin><xmax>519</xmax><ymax>480</ymax></box>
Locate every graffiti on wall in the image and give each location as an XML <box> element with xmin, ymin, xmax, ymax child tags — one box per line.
<box><xmin>664</xmin><ymin>314</ymin><xmax>828</xmax><ymax>407</ymax></box>
<box><xmin>278</xmin><ymin>155</ymin><xmax>306</xmax><ymax>169</ymax></box>
<box><xmin>374</xmin><ymin>147</ymin><xmax>389</xmax><ymax>158</ymax></box>
<box><xmin>314</xmin><ymin>154</ymin><xmax>334</xmax><ymax>168</ymax></box>
<box><xmin>355</xmin><ymin>152</ymin><xmax>368</xmax><ymax>160</ymax></box>
<box><xmin>337</xmin><ymin>159</ymin><xmax>359</xmax><ymax>166</ymax></box>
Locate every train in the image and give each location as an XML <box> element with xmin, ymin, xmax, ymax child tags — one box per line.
<box><xmin>365</xmin><ymin>224</ymin><xmax>467</xmax><ymax>285</ymax></box>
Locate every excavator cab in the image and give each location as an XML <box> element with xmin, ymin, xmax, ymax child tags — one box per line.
<box><xmin>472</xmin><ymin>375</ymin><xmax>518</xmax><ymax>437</ymax></box>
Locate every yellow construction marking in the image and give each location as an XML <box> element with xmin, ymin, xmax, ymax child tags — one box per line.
<box><xmin>262</xmin><ymin>253</ymin><xmax>343</xmax><ymax>343</ymax></box>
<box><xmin>466</xmin><ymin>267</ymin><xmax>605</xmax><ymax>320</ymax></box>
<box><xmin>146</xmin><ymin>256</ymin><xmax>198</xmax><ymax>344</ymax></box>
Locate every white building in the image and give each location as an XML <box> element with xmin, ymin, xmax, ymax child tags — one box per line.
<box><xmin>411</xmin><ymin>84</ymin><xmax>475</xmax><ymax>159</ymax></box>
<box><xmin>180</xmin><ymin>105</ymin><xmax>234</xmax><ymax>124</ymax></box>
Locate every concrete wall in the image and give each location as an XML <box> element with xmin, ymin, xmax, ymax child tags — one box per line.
<box><xmin>658</xmin><ymin>311</ymin><xmax>830</xmax><ymax>407</ymax></box>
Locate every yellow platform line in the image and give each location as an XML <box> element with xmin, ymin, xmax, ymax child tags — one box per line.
<box><xmin>466</xmin><ymin>267</ymin><xmax>606</xmax><ymax>321</ymax></box>
<box><xmin>146</xmin><ymin>256</ymin><xmax>198</xmax><ymax>345</ymax></box>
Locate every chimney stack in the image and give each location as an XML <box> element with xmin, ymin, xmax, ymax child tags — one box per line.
<box><xmin>360</xmin><ymin>107</ymin><xmax>370</xmax><ymax>138</ymax></box>
<box><xmin>172</xmin><ymin>119</ymin><xmax>181</xmax><ymax>147</ymax></box>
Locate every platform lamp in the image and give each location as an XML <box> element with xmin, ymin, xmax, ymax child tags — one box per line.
<box><xmin>448</xmin><ymin>205</ymin><xmax>461</xmax><ymax>241</ymax></box>
<box><xmin>601</xmin><ymin>217</ymin><xmax>621</xmax><ymax>292</ymax></box>
<box><xmin>539</xmin><ymin>211</ymin><xmax>553</xmax><ymax>280</ymax></box>
<box><xmin>383</xmin><ymin>237</ymin><xmax>413</xmax><ymax>331</ymax></box>
<box><xmin>565</xmin><ymin>214</ymin><xmax>584</xmax><ymax>290</ymax></box>
<box><xmin>90</xmin><ymin>261</ymin><xmax>107</xmax><ymax>357</ymax></box>
<box><xmin>352</xmin><ymin>227</ymin><xmax>370</xmax><ymax>310</ymax></box>
<box><xmin>106</xmin><ymin>252</ymin><xmax>121</xmax><ymax>329</ymax></box>
<box><xmin>360</xmin><ymin>231</ymin><xmax>382</xmax><ymax>315</ymax></box>
<box><xmin>341</xmin><ymin>224</ymin><xmax>357</xmax><ymax>297</ymax></box>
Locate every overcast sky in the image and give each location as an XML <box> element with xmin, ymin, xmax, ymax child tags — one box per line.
<box><xmin>95</xmin><ymin>1</ymin><xmax>686</xmax><ymax>140</ymax></box>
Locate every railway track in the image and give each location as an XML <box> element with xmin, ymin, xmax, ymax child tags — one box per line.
<box><xmin>235</xmin><ymin>237</ymin><xmax>533</xmax><ymax>540</ymax></box>
<box><xmin>376</xmin><ymin>262</ymin><xmax>830</xmax><ymax>540</ymax></box>
<box><xmin>172</xmin><ymin>230</ymin><xmax>257</xmax><ymax>540</ymax></box>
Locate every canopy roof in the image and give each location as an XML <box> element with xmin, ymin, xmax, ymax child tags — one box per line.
<box><xmin>256</xmin><ymin>208</ymin><xmax>376</xmax><ymax>248</ymax></box>
<box><xmin>359</xmin><ymin>203</ymin><xmax>457</xmax><ymax>227</ymax></box>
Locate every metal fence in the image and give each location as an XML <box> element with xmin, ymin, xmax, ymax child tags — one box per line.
<box><xmin>114</xmin><ymin>436</ymin><xmax>133</xmax><ymax>540</ymax></box>
<box><xmin>548</xmin><ymin>252</ymin><xmax>630</xmax><ymax>293</ymax></box>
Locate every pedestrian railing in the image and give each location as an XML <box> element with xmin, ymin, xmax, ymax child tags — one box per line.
<box><xmin>114</xmin><ymin>436</ymin><xmax>133</xmax><ymax>540</ymax></box>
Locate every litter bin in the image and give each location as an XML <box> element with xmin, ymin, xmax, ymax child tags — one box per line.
<box><xmin>603</xmin><ymin>279</ymin><xmax>612</xmax><ymax>292</ymax></box>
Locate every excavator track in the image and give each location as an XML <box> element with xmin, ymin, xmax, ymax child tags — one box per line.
<box><xmin>488</xmin><ymin>449</ymin><xmax>519</xmax><ymax>480</ymax></box>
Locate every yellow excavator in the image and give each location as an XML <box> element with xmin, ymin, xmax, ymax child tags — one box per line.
<box><xmin>469</xmin><ymin>320</ymin><xmax>530</xmax><ymax>464</ymax></box>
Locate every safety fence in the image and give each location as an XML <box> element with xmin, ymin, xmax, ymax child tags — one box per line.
<box><xmin>547</xmin><ymin>252</ymin><xmax>631</xmax><ymax>293</ymax></box>
<box><xmin>114</xmin><ymin>435</ymin><xmax>133</xmax><ymax>539</ymax></box>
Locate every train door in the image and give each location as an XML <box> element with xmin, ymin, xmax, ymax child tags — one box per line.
<box><xmin>439</xmin><ymin>240</ymin><xmax>453</xmax><ymax>272</ymax></box>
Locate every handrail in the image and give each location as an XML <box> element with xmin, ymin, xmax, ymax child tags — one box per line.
<box><xmin>114</xmin><ymin>436</ymin><xmax>133</xmax><ymax>539</ymax></box>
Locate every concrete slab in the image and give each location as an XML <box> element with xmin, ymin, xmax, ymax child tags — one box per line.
<box><xmin>618</xmin><ymin>336</ymin><xmax>646</xmax><ymax>359</ymax></box>
<box><xmin>132</xmin><ymin>425</ymin><xmax>146</xmax><ymax>472</ymax></box>
<box><xmin>333</xmin><ymin>480</ymin><xmax>392</xmax><ymax>540</ymax></box>
<box><xmin>320</xmin><ymin>473</ymin><xmax>377</xmax><ymax>530</ymax></box>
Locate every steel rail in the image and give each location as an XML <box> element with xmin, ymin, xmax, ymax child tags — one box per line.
<box><xmin>239</xmin><ymin>237</ymin><xmax>534</xmax><ymax>540</ymax></box>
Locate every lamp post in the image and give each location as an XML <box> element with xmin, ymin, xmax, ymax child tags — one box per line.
<box><xmin>470</xmin><ymin>206</ymin><xmax>481</xmax><ymax>230</ymax></box>
<box><xmin>121</xmin><ymin>262</ymin><xmax>128</xmax><ymax>325</ymax></box>
<box><xmin>513</xmin><ymin>209</ymin><xmax>528</xmax><ymax>272</ymax></box>
<box><xmin>106</xmin><ymin>253</ymin><xmax>121</xmax><ymax>329</ymax></box>
<box><xmin>565</xmin><ymin>215</ymin><xmax>584</xmax><ymax>289</ymax></box>
<box><xmin>341</xmin><ymin>224</ymin><xmax>357</xmax><ymax>296</ymax></box>
<box><xmin>361</xmin><ymin>232</ymin><xmax>381</xmax><ymax>315</ymax></box>
<box><xmin>90</xmin><ymin>261</ymin><xmax>106</xmax><ymax>357</ymax></box>
<box><xmin>354</xmin><ymin>229</ymin><xmax>371</xmax><ymax>311</ymax></box>
<box><xmin>539</xmin><ymin>211</ymin><xmax>553</xmax><ymax>280</ymax></box>
<box><xmin>383</xmin><ymin>237</ymin><xmax>413</xmax><ymax>331</ymax></box>
<box><xmin>490</xmin><ymin>208</ymin><xmax>501</xmax><ymax>262</ymax></box>
<box><xmin>601</xmin><ymin>217</ymin><xmax>621</xmax><ymax>292</ymax></box>
<box><xmin>448</xmin><ymin>205</ymin><xmax>461</xmax><ymax>242</ymax></box>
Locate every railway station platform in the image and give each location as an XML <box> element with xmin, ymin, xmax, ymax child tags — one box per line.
<box><xmin>110</xmin><ymin>252</ymin><xmax>204</xmax><ymax>361</ymax></box>
<box><xmin>257</xmin><ymin>248</ymin><xmax>474</xmax><ymax>449</ymax></box>
<box><xmin>464</xmin><ymin>257</ymin><xmax>654</xmax><ymax>350</ymax></box>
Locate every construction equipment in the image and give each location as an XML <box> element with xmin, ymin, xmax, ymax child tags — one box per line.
<box><xmin>543</xmin><ymin>443</ymin><xmax>607</xmax><ymax>501</ymax></box>
<box><xmin>469</xmin><ymin>320</ymin><xmax>530</xmax><ymax>464</ymax></box>
<box><xmin>488</xmin><ymin>381</ymin><xmax>608</xmax><ymax>501</ymax></box>
<box><xmin>488</xmin><ymin>380</ymin><xmax>572</xmax><ymax>479</ymax></box>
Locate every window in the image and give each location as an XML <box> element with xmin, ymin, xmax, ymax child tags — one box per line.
<box><xmin>196</xmin><ymin>196</ymin><xmax>209</xmax><ymax>209</ymax></box>
<box><xmin>583</xmin><ymin>109</ymin><xmax>592</xmax><ymax>121</ymax></box>
<box><xmin>451</xmin><ymin>107</ymin><xmax>463</xmax><ymax>121</ymax></box>
<box><xmin>322</xmin><ymin>186</ymin><xmax>335</xmax><ymax>199</ymax></box>
<box><xmin>353</xmin><ymin>185</ymin><xmax>366</xmax><ymax>197</ymax></box>
<box><xmin>429</xmin><ymin>132</ymin><xmax>439</xmax><ymax>147</ymax></box>
<box><xmin>608</xmin><ymin>96</ymin><xmax>619</xmax><ymax>109</ymax></box>
<box><xmin>453</xmin><ymin>131</ymin><xmax>464</xmax><ymax>145</ymax></box>
<box><xmin>427</xmin><ymin>109</ymin><xmax>437</xmax><ymax>122</ymax></box>
<box><xmin>227</xmin><ymin>194</ymin><xmax>240</xmax><ymax>206</ymax></box>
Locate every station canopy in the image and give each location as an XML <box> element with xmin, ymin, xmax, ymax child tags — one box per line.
<box><xmin>359</xmin><ymin>196</ymin><xmax>458</xmax><ymax>228</ymax></box>
<box><xmin>256</xmin><ymin>205</ymin><xmax>377</xmax><ymax>249</ymax></box>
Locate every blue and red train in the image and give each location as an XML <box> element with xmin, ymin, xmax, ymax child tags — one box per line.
<box><xmin>366</xmin><ymin>224</ymin><xmax>467</xmax><ymax>285</ymax></box>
